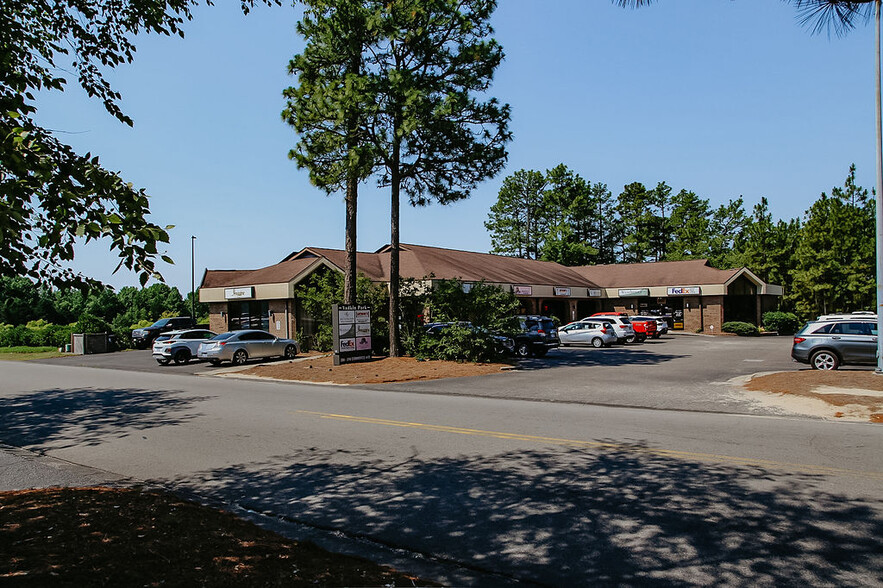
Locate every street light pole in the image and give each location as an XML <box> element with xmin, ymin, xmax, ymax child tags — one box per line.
<box><xmin>191</xmin><ymin>235</ymin><xmax>196</xmax><ymax>324</ymax></box>
<box><xmin>876</xmin><ymin>0</ymin><xmax>883</xmax><ymax>374</ymax></box>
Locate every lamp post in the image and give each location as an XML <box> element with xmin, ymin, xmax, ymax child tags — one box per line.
<box><xmin>191</xmin><ymin>235</ymin><xmax>196</xmax><ymax>323</ymax></box>
<box><xmin>876</xmin><ymin>1</ymin><xmax>883</xmax><ymax>374</ymax></box>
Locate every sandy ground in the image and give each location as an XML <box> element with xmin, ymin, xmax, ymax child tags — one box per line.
<box><xmin>235</xmin><ymin>354</ymin><xmax>511</xmax><ymax>385</ymax></box>
<box><xmin>737</xmin><ymin>370</ymin><xmax>883</xmax><ymax>423</ymax></box>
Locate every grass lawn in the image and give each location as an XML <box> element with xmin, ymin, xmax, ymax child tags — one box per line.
<box><xmin>0</xmin><ymin>346</ymin><xmax>66</xmax><ymax>360</ymax></box>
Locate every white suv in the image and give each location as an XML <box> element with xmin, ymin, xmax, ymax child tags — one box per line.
<box><xmin>152</xmin><ymin>329</ymin><xmax>217</xmax><ymax>365</ymax></box>
<box><xmin>579</xmin><ymin>316</ymin><xmax>635</xmax><ymax>344</ymax></box>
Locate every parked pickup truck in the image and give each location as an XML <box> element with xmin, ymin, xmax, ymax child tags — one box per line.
<box><xmin>132</xmin><ymin>316</ymin><xmax>197</xmax><ymax>349</ymax></box>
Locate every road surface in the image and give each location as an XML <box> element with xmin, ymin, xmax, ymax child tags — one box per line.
<box><xmin>1</xmin><ymin>360</ymin><xmax>881</xmax><ymax>586</ymax></box>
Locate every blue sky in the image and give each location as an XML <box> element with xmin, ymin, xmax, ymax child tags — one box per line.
<box><xmin>35</xmin><ymin>0</ymin><xmax>876</xmax><ymax>292</ymax></box>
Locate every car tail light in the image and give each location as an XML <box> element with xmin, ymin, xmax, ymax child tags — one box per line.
<box><xmin>537</xmin><ymin>329</ymin><xmax>545</xmax><ymax>335</ymax></box>
<box><xmin>601</xmin><ymin>326</ymin><xmax>607</xmax><ymax>333</ymax></box>
<box><xmin>793</xmin><ymin>337</ymin><xmax>806</xmax><ymax>345</ymax></box>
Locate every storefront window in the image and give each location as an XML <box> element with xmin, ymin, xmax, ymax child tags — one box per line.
<box><xmin>228</xmin><ymin>300</ymin><xmax>269</xmax><ymax>331</ymax></box>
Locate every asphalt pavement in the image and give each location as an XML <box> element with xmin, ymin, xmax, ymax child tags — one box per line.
<box><xmin>2</xmin><ymin>354</ymin><xmax>882</xmax><ymax>585</ymax></box>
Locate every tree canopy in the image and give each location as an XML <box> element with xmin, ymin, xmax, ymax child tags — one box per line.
<box><xmin>1</xmin><ymin>0</ymin><xmax>274</xmax><ymax>288</ymax></box>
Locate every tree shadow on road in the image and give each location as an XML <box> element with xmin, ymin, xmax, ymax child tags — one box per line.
<box><xmin>0</xmin><ymin>388</ymin><xmax>210</xmax><ymax>450</ymax></box>
<box><xmin>169</xmin><ymin>445</ymin><xmax>883</xmax><ymax>586</ymax></box>
<box><xmin>515</xmin><ymin>347</ymin><xmax>688</xmax><ymax>370</ymax></box>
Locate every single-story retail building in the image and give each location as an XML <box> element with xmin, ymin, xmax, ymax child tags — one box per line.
<box><xmin>199</xmin><ymin>243</ymin><xmax>783</xmax><ymax>338</ymax></box>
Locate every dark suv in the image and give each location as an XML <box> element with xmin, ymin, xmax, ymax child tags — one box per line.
<box><xmin>791</xmin><ymin>319</ymin><xmax>878</xmax><ymax>370</ymax></box>
<box><xmin>513</xmin><ymin>315</ymin><xmax>559</xmax><ymax>358</ymax></box>
<box><xmin>132</xmin><ymin>317</ymin><xmax>197</xmax><ymax>349</ymax></box>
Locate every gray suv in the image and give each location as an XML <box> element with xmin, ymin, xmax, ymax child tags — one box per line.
<box><xmin>791</xmin><ymin>319</ymin><xmax>878</xmax><ymax>370</ymax></box>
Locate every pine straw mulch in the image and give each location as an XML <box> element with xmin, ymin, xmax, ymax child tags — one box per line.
<box><xmin>237</xmin><ymin>354</ymin><xmax>512</xmax><ymax>385</ymax></box>
<box><xmin>745</xmin><ymin>369</ymin><xmax>883</xmax><ymax>423</ymax></box>
<box><xmin>0</xmin><ymin>486</ymin><xmax>439</xmax><ymax>587</ymax></box>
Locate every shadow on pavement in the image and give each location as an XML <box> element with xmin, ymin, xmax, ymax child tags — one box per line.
<box><xmin>0</xmin><ymin>388</ymin><xmax>211</xmax><ymax>449</ymax></box>
<box><xmin>170</xmin><ymin>446</ymin><xmax>882</xmax><ymax>586</ymax></box>
<box><xmin>516</xmin><ymin>346</ymin><xmax>688</xmax><ymax>369</ymax></box>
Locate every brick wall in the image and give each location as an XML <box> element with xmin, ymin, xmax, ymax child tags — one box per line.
<box><xmin>208</xmin><ymin>303</ymin><xmax>227</xmax><ymax>334</ymax></box>
<box><xmin>268</xmin><ymin>300</ymin><xmax>297</xmax><ymax>339</ymax></box>
<box><xmin>682</xmin><ymin>296</ymin><xmax>724</xmax><ymax>333</ymax></box>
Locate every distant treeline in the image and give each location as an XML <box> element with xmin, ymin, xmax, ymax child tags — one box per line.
<box><xmin>0</xmin><ymin>279</ymin><xmax>207</xmax><ymax>347</ymax></box>
<box><xmin>486</xmin><ymin>164</ymin><xmax>875</xmax><ymax>319</ymax></box>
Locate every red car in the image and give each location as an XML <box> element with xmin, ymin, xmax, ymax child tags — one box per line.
<box><xmin>591</xmin><ymin>312</ymin><xmax>657</xmax><ymax>342</ymax></box>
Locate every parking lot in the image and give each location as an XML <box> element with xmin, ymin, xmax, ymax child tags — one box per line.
<box><xmin>33</xmin><ymin>334</ymin><xmax>818</xmax><ymax>416</ymax></box>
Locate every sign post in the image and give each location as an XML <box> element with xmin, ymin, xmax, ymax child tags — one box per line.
<box><xmin>332</xmin><ymin>304</ymin><xmax>372</xmax><ymax>366</ymax></box>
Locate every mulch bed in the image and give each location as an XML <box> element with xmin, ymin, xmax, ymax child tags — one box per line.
<box><xmin>239</xmin><ymin>354</ymin><xmax>511</xmax><ymax>384</ymax></box>
<box><xmin>0</xmin><ymin>486</ymin><xmax>438</xmax><ymax>587</ymax></box>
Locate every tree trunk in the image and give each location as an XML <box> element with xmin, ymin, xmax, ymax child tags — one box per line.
<box><xmin>389</xmin><ymin>136</ymin><xmax>402</xmax><ymax>357</ymax></box>
<box><xmin>344</xmin><ymin>174</ymin><xmax>357</xmax><ymax>305</ymax></box>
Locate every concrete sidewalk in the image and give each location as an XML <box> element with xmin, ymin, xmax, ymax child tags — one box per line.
<box><xmin>0</xmin><ymin>444</ymin><xmax>127</xmax><ymax>492</ymax></box>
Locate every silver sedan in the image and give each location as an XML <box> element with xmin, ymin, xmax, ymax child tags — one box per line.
<box><xmin>197</xmin><ymin>330</ymin><xmax>299</xmax><ymax>366</ymax></box>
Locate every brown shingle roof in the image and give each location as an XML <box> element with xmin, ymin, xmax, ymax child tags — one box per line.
<box><xmin>217</xmin><ymin>243</ymin><xmax>601</xmax><ymax>288</ymax></box>
<box><xmin>202</xmin><ymin>246</ymin><xmax>746</xmax><ymax>292</ymax></box>
<box><xmin>384</xmin><ymin>244</ymin><xmax>599</xmax><ymax>287</ymax></box>
<box><xmin>200</xmin><ymin>257</ymin><xmax>319</xmax><ymax>288</ymax></box>
<box><xmin>571</xmin><ymin>259</ymin><xmax>741</xmax><ymax>288</ymax></box>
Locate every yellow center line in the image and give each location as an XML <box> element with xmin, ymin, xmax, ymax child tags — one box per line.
<box><xmin>295</xmin><ymin>410</ymin><xmax>883</xmax><ymax>482</ymax></box>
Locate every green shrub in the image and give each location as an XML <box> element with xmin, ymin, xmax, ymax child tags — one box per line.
<box><xmin>75</xmin><ymin>313</ymin><xmax>111</xmax><ymax>334</ymax></box>
<box><xmin>722</xmin><ymin>321</ymin><xmax>760</xmax><ymax>336</ymax></box>
<box><xmin>415</xmin><ymin>324</ymin><xmax>503</xmax><ymax>363</ymax></box>
<box><xmin>762</xmin><ymin>311</ymin><xmax>800</xmax><ymax>335</ymax></box>
<box><xmin>0</xmin><ymin>324</ymin><xmax>28</xmax><ymax>347</ymax></box>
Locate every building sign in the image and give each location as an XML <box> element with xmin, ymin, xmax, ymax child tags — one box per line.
<box><xmin>332</xmin><ymin>304</ymin><xmax>372</xmax><ymax>365</ymax></box>
<box><xmin>618</xmin><ymin>288</ymin><xmax>650</xmax><ymax>297</ymax></box>
<box><xmin>224</xmin><ymin>287</ymin><xmax>254</xmax><ymax>300</ymax></box>
<box><xmin>554</xmin><ymin>287</ymin><xmax>571</xmax><ymax>296</ymax></box>
<box><xmin>588</xmin><ymin>289</ymin><xmax>603</xmax><ymax>297</ymax></box>
<box><xmin>667</xmin><ymin>286</ymin><xmax>701</xmax><ymax>296</ymax></box>
<box><xmin>513</xmin><ymin>286</ymin><xmax>532</xmax><ymax>296</ymax></box>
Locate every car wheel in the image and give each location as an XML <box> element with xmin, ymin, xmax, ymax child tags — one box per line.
<box><xmin>810</xmin><ymin>350</ymin><xmax>840</xmax><ymax>370</ymax></box>
<box><xmin>591</xmin><ymin>337</ymin><xmax>603</xmax><ymax>348</ymax></box>
<box><xmin>232</xmin><ymin>349</ymin><xmax>248</xmax><ymax>366</ymax></box>
<box><xmin>284</xmin><ymin>344</ymin><xmax>297</xmax><ymax>359</ymax></box>
<box><xmin>515</xmin><ymin>342</ymin><xmax>531</xmax><ymax>358</ymax></box>
<box><xmin>173</xmin><ymin>349</ymin><xmax>190</xmax><ymax>365</ymax></box>
<box><xmin>156</xmin><ymin>358</ymin><xmax>170</xmax><ymax>366</ymax></box>
<box><xmin>625</xmin><ymin>335</ymin><xmax>636</xmax><ymax>344</ymax></box>
<box><xmin>209</xmin><ymin>359</ymin><xmax>222</xmax><ymax>366</ymax></box>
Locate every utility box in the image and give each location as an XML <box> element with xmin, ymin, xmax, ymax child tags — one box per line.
<box><xmin>71</xmin><ymin>333</ymin><xmax>109</xmax><ymax>355</ymax></box>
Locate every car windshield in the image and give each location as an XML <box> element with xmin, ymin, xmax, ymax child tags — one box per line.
<box><xmin>619</xmin><ymin>317</ymin><xmax>631</xmax><ymax>324</ymax></box>
<box><xmin>150</xmin><ymin>318</ymin><xmax>170</xmax><ymax>328</ymax></box>
<box><xmin>210</xmin><ymin>332</ymin><xmax>236</xmax><ymax>341</ymax></box>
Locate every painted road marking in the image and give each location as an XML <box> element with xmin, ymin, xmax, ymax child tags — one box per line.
<box><xmin>295</xmin><ymin>410</ymin><xmax>883</xmax><ymax>482</ymax></box>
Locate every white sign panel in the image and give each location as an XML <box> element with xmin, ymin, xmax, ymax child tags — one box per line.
<box><xmin>554</xmin><ymin>287</ymin><xmax>571</xmax><ymax>296</ymax></box>
<box><xmin>618</xmin><ymin>288</ymin><xmax>650</xmax><ymax>297</ymax></box>
<box><xmin>588</xmin><ymin>289</ymin><xmax>603</xmax><ymax>297</ymax></box>
<box><xmin>513</xmin><ymin>285</ymin><xmax>533</xmax><ymax>296</ymax></box>
<box><xmin>667</xmin><ymin>286</ymin><xmax>701</xmax><ymax>296</ymax></box>
<box><xmin>224</xmin><ymin>287</ymin><xmax>254</xmax><ymax>299</ymax></box>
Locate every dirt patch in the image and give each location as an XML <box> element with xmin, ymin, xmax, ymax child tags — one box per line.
<box><xmin>0</xmin><ymin>486</ymin><xmax>438</xmax><ymax>586</ymax></box>
<box><xmin>742</xmin><ymin>370</ymin><xmax>883</xmax><ymax>423</ymax></box>
<box><xmin>237</xmin><ymin>354</ymin><xmax>512</xmax><ymax>385</ymax></box>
